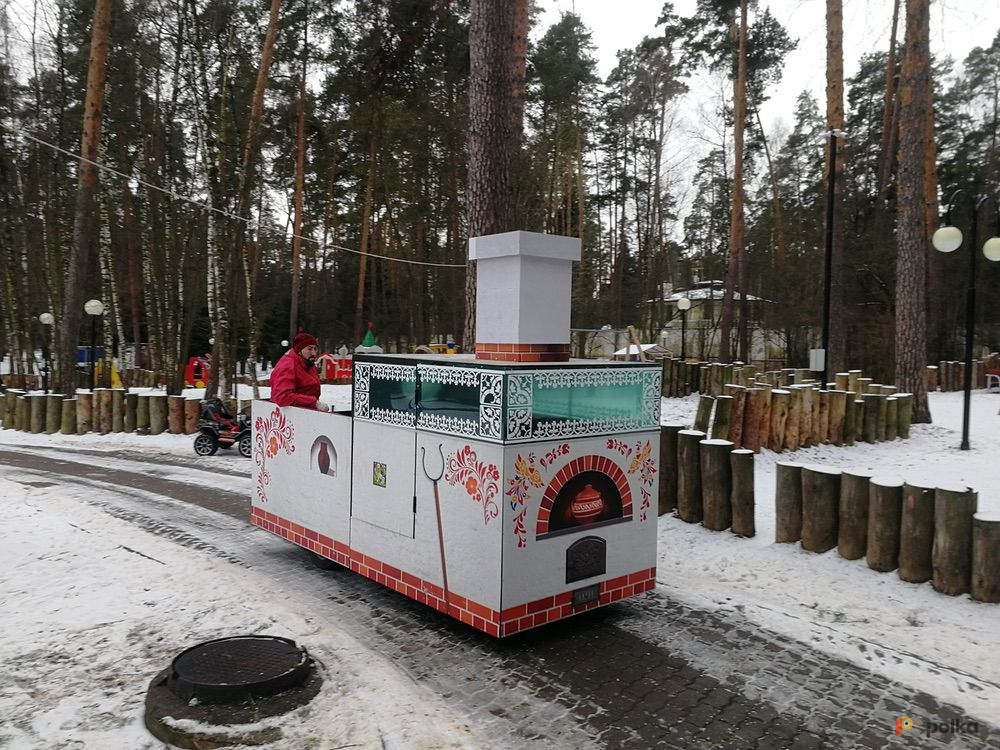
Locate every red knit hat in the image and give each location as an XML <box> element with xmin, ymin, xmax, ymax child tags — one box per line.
<box><xmin>292</xmin><ymin>332</ymin><xmax>318</xmax><ymax>353</ymax></box>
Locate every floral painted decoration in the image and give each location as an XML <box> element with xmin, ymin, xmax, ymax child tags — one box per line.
<box><xmin>505</xmin><ymin>453</ymin><xmax>544</xmax><ymax>547</ymax></box>
<box><xmin>628</xmin><ymin>439</ymin><xmax>656</xmax><ymax>521</ymax></box>
<box><xmin>445</xmin><ymin>445</ymin><xmax>500</xmax><ymax>524</ymax></box>
<box><xmin>254</xmin><ymin>406</ymin><xmax>295</xmax><ymax>503</ymax></box>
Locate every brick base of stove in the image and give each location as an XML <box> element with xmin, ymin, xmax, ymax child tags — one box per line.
<box><xmin>251</xmin><ymin>506</ymin><xmax>655</xmax><ymax>638</ymax></box>
<box><xmin>475</xmin><ymin>343</ymin><xmax>570</xmax><ymax>363</ymax></box>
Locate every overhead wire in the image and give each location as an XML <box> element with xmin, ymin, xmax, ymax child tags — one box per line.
<box><xmin>6</xmin><ymin>126</ymin><xmax>467</xmax><ymax>269</ymax></box>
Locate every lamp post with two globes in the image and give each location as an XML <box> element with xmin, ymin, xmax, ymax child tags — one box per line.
<box><xmin>932</xmin><ymin>189</ymin><xmax>1000</xmax><ymax>450</ymax></box>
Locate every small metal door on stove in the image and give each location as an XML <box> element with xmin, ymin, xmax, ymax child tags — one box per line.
<box><xmin>565</xmin><ymin>536</ymin><xmax>606</xmax><ymax>583</ymax></box>
<box><xmin>350</xmin><ymin>421</ymin><xmax>417</xmax><ymax>538</ymax></box>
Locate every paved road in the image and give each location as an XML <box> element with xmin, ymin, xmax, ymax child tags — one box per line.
<box><xmin>2</xmin><ymin>444</ymin><xmax>997</xmax><ymax>750</ymax></box>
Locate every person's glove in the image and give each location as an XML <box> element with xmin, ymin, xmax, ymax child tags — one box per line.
<box><xmin>316</xmin><ymin>400</ymin><xmax>331</xmax><ymax>413</ymax></box>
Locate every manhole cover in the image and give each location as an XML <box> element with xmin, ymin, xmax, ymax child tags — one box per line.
<box><xmin>167</xmin><ymin>635</ymin><xmax>311</xmax><ymax>703</ymax></box>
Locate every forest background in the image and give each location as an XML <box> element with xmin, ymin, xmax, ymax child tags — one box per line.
<box><xmin>1</xmin><ymin>0</ymin><xmax>999</xmax><ymax>411</ymax></box>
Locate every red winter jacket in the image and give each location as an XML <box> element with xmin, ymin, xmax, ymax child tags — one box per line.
<box><xmin>269</xmin><ymin>349</ymin><xmax>321</xmax><ymax>409</ymax></box>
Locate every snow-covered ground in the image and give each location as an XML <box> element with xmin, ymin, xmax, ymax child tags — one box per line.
<box><xmin>1</xmin><ymin>387</ymin><xmax>999</xmax><ymax>747</ymax></box>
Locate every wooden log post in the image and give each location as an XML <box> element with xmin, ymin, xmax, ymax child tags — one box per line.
<box><xmin>184</xmin><ymin>398</ymin><xmax>201</xmax><ymax>434</ymax></box>
<box><xmin>29</xmin><ymin>393</ymin><xmax>46</xmax><ymax>433</ymax></box>
<box><xmin>899</xmin><ymin>482</ymin><xmax>935</xmax><ymax>583</ymax></box>
<box><xmin>810</xmin><ymin>388</ymin><xmax>823</xmax><ymax>444</ymax></box>
<box><xmin>867</xmin><ymin>477</ymin><xmax>904</xmax><ymax>572</ymax></box>
<box><xmin>148</xmin><ymin>394</ymin><xmax>168</xmax><ymax>435</ymax></box>
<box><xmin>834</xmin><ymin>372</ymin><xmax>849</xmax><ymax>391</ymax></box>
<box><xmin>971</xmin><ymin>513</ymin><xmax>1000</xmax><ymax>603</ymax></box>
<box><xmin>136</xmin><ymin>394</ymin><xmax>150</xmax><ymax>432</ymax></box>
<box><xmin>856</xmin><ymin>377</ymin><xmax>873</xmax><ymax>395</ymax></box>
<box><xmin>90</xmin><ymin>388</ymin><xmax>104</xmax><ymax>433</ymax></box>
<box><xmin>895</xmin><ymin>393</ymin><xmax>913</xmax><ymax>439</ymax></box>
<box><xmin>111</xmin><ymin>388</ymin><xmax>126</xmax><ymax>432</ymax></box>
<box><xmin>46</xmin><ymin>394</ymin><xmax>63</xmax><ymax>434</ymax></box>
<box><xmin>884</xmin><ymin>397</ymin><xmax>898</xmax><ymax>441</ymax></box>
<box><xmin>817</xmin><ymin>390</ymin><xmax>830</xmax><ymax>444</ymax></box>
<box><xmin>741</xmin><ymin>388</ymin><xmax>767</xmax><ymax>453</ymax></box>
<box><xmin>874</xmin><ymin>394</ymin><xmax>888</xmax><ymax>442</ymax></box>
<box><xmin>60</xmin><ymin>398</ymin><xmax>76</xmax><ymax>434</ymax></box>
<box><xmin>798</xmin><ymin>387</ymin><xmax>814</xmax><ymax>448</ymax></box>
<box><xmin>730</xmin><ymin>448</ymin><xmax>755</xmax><ymax>538</ymax></box>
<box><xmin>932</xmin><ymin>485</ymin><xmax>978</xmax><ymax>596</ymax></box>
<box><xmin>694</xmin><ymin>395</ymin><xmax>714</xmax><ymax>433</ymax></box>
<box><xmin>168</xmin><ymin>395</ymin><xmax>185</xmax><ymax>434</ymax></box>
<box><xmin>98</xmin><ymin>388</ymin><xmax>113</xmax><ymax>434</ymax></box>
<box><xmin>676</xmin><ymin>430</ymin><xmax>706</xmax><ymax>524</ymax></box>
<box><xmin>828</xmin><ymin>390</ymin><xmax>847</xmax><ymax>446</ymax></box>
<box><xmin>837</xmin><ymin>470</ymin><xmax>871</xmax><ymax>560</ymax></box>
<box><xmin>658</xmin><ymin>424</ymin><xmax>684</xmax><ymax>514</ymax></box>
<box><xmin>925</xmin><ymin>365</ymin><xmax>939</xmax><ymax>392</ymax></box>
<box><xmin>710</xmin><ymin>395</ymin><xmax>732</xmax><ymax>440</ymax></box>
<box><xmin>783</xmin><ymin>387</ymin><xmax>802</xmax><ymax>451</ymax></box>
<box><xmin>661</xmin><ymin>359</ymin><xmax>670</xmax><ymax>396</ymax></box>
<box><xmin>125</xmin><ymin>392</ymin><xmax>138</xmax><ymax>432</ymax></box>
<box><xmin>3</xmin><ymin>390</ymin><xmax>22</xmax><ymax>429</ymax></box>
<box><xmin>843</xmin><ymin>394</ymin><xmax>859</xmax><ymax>447</ymax></box>
<box><xmin>800</xmin><ymin>465</ymin><xmax>841</xmax><ymax>553</ymax></box>
<box><xmin>767</xmin><ymin>389</ymin><xmax>790</xmax><ymax>452</ymax></box>
<box><xmin>847</xmin><ymin>369</ymin><xmax>861</xmax><ymax>394</ymax></box>
<box><xmin>775</xmin><ymin>462</ymin><xmax>804</xmax><ymax>543</ymax></box>
<box><xmin>77</xmin><ymin>392</ymin><xmax>93</xmax><ymax>434</ymax></box>
<box><xmin>756</xmin><ymin>388</ymin><xmax>772</xmax><ymax>452</ymax></box>
<box><xmin>16</xmin><ymin>394</ymin><xmax>29</xmax><ymax>431</ymax></box>
<box><xmin>861</xmin><ymin>394</ymin><xmax>879</xmax><ymax>443</ymax></box>
<box><xmin>727</xmin><ymin>388</ymin><xmax>747</xmax><ymax>447</ymax></box>
<box><xmin>700</xmin><ymin>439</ymin><xmax>733</xmax><ymax>531</ymax></box>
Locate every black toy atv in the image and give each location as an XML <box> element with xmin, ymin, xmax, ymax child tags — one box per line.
<box><xmin>193</xmin><ymin>398</ymin><xmax>252</xmax><ymax>458</ymax></box>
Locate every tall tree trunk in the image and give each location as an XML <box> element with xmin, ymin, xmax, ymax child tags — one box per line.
<box><xmin>877</xmin><ymin>0</ymin><xmax>901</xmax><ymax>202</ymax></box>
<box><xmin>722</xmin><ymin>0</ymin><xmax>747</xmax><ymax>363</ymax></box>
<box><xmin>236</xmin><ymin>0</ymin><xmax>283</xmax><ymax>399</ymax></box>
<box><xmin>466</xmin><ymin>0</ymin><xmax>523</xmax><ymax>349</ymax></box>
<box><xmin>290</xmin><ymin>52</ymin><xmax>308</xmax><ymax>341</ymax></box>
<box><xmin>58</xmin><ymin>0</ymin><xmax>113</xmax><ymax>395</ymax></box>
<box><xmin>826</xmin><ymin>0</ymin><xmax>846</xmax><ymax>376</ymax></box>
<box><xmin>352</xmin><ymin>149</ymin><xmax>376</xmax><ymax>345</ymax></box>
<box><xmin>895</xmin><ymin>0</ymin><xmax>932</xmax><ymax>423</ymax></box>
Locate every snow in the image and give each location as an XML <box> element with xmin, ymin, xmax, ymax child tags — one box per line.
<box><xmin>1</xmin><ymin>387</ymin><xmax>999</xmax><ymax>746</ymax></box>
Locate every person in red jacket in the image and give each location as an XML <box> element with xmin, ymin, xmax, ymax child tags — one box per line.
<box><xmin>269</xmin><ymin>332</ymin><xmax>330</xmax><ymax>411</ymax></box>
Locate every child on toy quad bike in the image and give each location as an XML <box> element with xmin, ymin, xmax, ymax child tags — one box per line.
<box><xmin>193</xmin><ymin>398</ymin><xmax>251</xmax><ymax>457</ymax></box>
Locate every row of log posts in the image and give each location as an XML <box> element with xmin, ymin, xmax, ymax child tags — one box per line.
<box><xmin>695</xmin><ymin>385</ymin><xmax>914</xmax><ymax>454</ymax></box>
<box><xmin>0</xmin><ymin>390</ymin><xmax>201</xmax><ymax>436</ymax></box>
<box><xmin>775</xmin><ymin>464</ymin><xmax>1000</xmax><ymax>602</ymax></box>
<box><xmin>670</xmin><ymin>429</ymin><xmax>756</xmax><ymax>537</ymax></box>
<box><xmin>926</xmin><ymin>355</ymin><xmax>1000</xmax><ymax>392</ymax></box>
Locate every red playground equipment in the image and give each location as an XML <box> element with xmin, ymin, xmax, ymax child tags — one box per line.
<box><xmin>184</xmin><ymin>356</ymin><xmax>212</xmax><ymax>387</ymax></box>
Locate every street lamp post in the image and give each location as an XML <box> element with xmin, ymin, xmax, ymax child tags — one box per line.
<box><xmin>932</xmin><ymin>189</ymin><xmax>1000</xmax><ymax>450</ymax></box>
<box><xmin>84</xmin><ymin>299</ymin><xmax>104</xmax><ymax>390</ymax></box>
<box><xmin>38</xmin><ymin>312</ymin><xmax>54</xmax><ymax>394</ymax></box>
<box><xmin>821</xmin><ymin>128</ymin><xmax>847</xmax><ymax>388</ymax></box>
<box><xmin>677</xmin><ymin>297</ymin><xmax>691</xmax><ymax>361</ymax></box>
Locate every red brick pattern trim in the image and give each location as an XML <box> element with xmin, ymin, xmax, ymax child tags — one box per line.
<box><xmin>252</xmin><ymin>506</ymin><xmax>500</xmax><ymax>637</ymax></box>
<box><xmin>498</xmin><ymin>567</ymin><xmax>656</xmax><ymax>637</ymax></box>
<box><xmin>251</xmin><ymin>507</ymin><xmax>654</xmax><ymax>638</ymax></box>
<box><xmin>535</xmin><ymin>455</ymin><xmax>633</xmax><ymax>536</ymax></box>
<box><xmin>475</xmin><ymin>343</ymin><xmax>570</xmax><ymax>363</ymax></box>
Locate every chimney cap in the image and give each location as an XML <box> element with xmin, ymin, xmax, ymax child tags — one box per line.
<box><xmin>468</xmin><ymin>230</ymin><xmax>581</xmax><ymax>262</ymax></box>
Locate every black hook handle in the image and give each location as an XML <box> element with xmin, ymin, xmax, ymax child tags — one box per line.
<box><xmin>420</xmin><ymin>443</ymin><xmax>445</xmax><ymax>483</ymax></box>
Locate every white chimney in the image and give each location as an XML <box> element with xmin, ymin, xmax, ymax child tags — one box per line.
<box><xmin>468</xmin><ymin>231</ymin><xmax>581</xmax><ymax>362</ymax></box>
